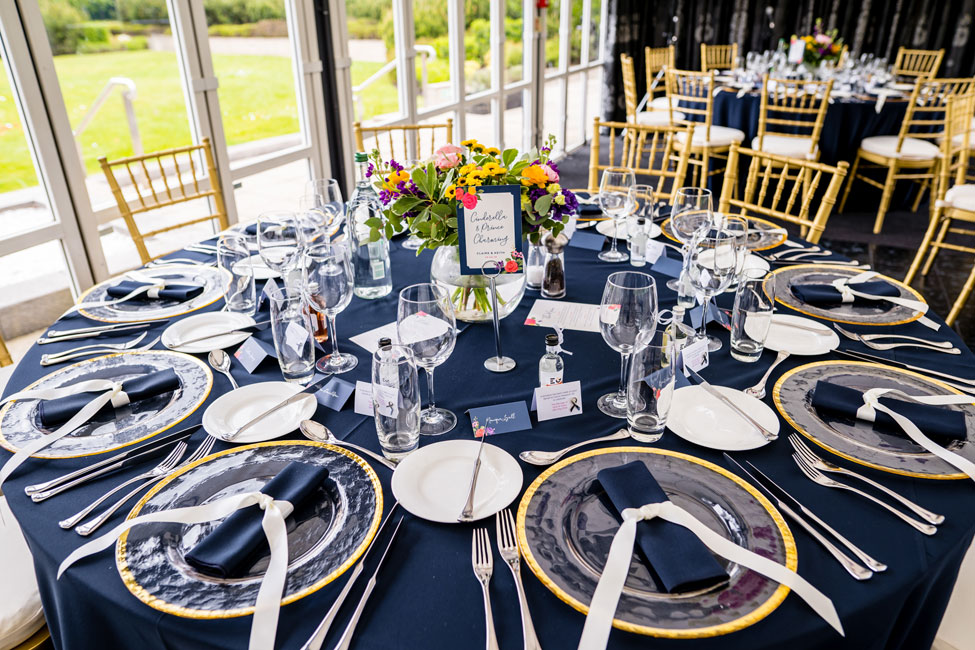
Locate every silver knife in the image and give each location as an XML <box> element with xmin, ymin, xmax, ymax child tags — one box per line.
<box><xmin>334</xmin><ymin>517</ymin><xmax>404</xmax><ymax>650</ymax></box>
<box><xmin>685</xmin><ymin>367</ymin><xmax>778</xmax><ymax>441</ymax></box>
<box><xmin>224</xmin><ymin>375</ymin><xmax>331</xmax><ymax>440</ymax></box>
<box><xmin>835</xmin><ymin>348</ymin><xmax>975</xmax><ymax>388</ymax></box>
<box><xmin>300</xmin><ymin>503</ymin><xmax>400</xmax><ymax>650</ymax></box>
<box><xmin>171</xmin><ymin>321</ymin><xmax>271</xmax><ymax>347</ymax></box>
<box><xmin>458</xmin><ymin>434</ymin><xmax>488</xmax><ymax>521</ymax></box>
<box><xmin>41</xmin><ymin>322</ymin><xmax>159</xmax><ymax>343</ymax></box>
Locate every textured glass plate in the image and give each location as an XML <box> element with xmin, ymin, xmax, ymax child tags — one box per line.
<box><xmin>117</xmin><ymin>441</ymin><xmax>382</xmax><ymax>618</ymax></box>
<box><xmin>766</xmin><ymin>264</ymin><xmax>925</xmax><ymax>326</ymax></box>
<box><xmin>516</xmin><ymin>447</ymin><xmax>795</xmax><ymax>638</ymax></box>
<box><xmin>77</xmin><ymin>265</ymin><xmax>230</xmax><ymax>322</ymax></box>
<box><xmin>661</xmin><ymin>215</ymin><xmax>786</xmax><ymax>250</ymax></box>
<box><xmin>0</xmin><ymin>350</ymin><xmax>211</xmax><ymax>458</ymax></box>
<box><xmin>774</xmin><ymin>360</ymin><xmax>975</xmax><ymax>479</ymax></box>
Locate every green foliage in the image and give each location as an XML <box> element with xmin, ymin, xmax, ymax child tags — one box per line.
<box><xmin>347</xmin><ymin>17</ymin><xmax>381</xmax><ymax>40</ymax></box>
<box><xmin>203</xmin><ymin>0</ymin><xmax>285</xmax><ymax>25</ymax></box>
<box><xmin>345</xmin><ymin>0</ymin><xmax>387</xmax><ymax>21</ymax></box>
<box><xmin>464</xmin><ymin>18</ymin><xmax>491</xmax><ymax>61</ymax></box>
<box><xmin>69</xmin><ymin>0</ymin><xmax>116</xmax><ymax>20</ymax></box>
<box><xmin>40</xmin><ymin>0</ymin><xmax>87</xmax><ymax>55</ymax></box>
<box><xmin>116</xmin><ymin>0</ymin><xmax>168</xmax><ymax>22</ymax></box>
<box><xmin>413</xmin><ymin>0</ymin><xmax>448</xmax><ymax>40</ymax></box>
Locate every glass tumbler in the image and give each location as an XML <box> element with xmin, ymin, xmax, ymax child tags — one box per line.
<box><xmin>217</xmin><ymin>233</ymin><xmax>255</xmax><ymax>315</ymax></box>
<box><xmin>267</xmin><ymin>285</ymin><xmax>316</xmax><ymax>384</ymax></box>
<box><xmin>626</xmin><ymin>341</ymin><xmax>677</xmax><ymax>442</ymax></box>
<box><xmin>372</xmin><ymin>344</ymin><xmax>421</xmax><ymax>460</ymax></box>
<box><xmin>730</xmin><ymin>268</ymin><xmax>776</xmax><ymax>362</ymax></box>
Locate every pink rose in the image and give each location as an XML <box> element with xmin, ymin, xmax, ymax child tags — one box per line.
<box><xmin>814</xmin><ymin>33</ymin><xmax>830</xmax><ymax>44</ymax></box>
<box><xmin>434</xmin><ymin>144</ymin><xmax>464</xmax><ymax>169</ymax></box>
<box><xmin>462</xmin><ymin>193</ymin><xmax>478</xmax><ymax>209</ymax></box>
<box><xmin>544</xmin><ymin>164</ymin><xmax>559</xmax><ymax>182</ymax></box>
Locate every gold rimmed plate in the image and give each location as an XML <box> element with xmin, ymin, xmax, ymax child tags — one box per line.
<box><xmin>516</xmin><ymin>447</ymin><xmax>796</xmax><ymax>639</ymax></box>
<box><xmin>0</xmin><ymin>350</ymin><xmax>211</xmax><ymax>459</ymax></box>
<box><xmin>117</xmin><ymin>441</ymin><xmax>382</xmax><ymax>619</ymax></box>
<box><xmin>766</xmin><ymin>264</ymin><xmax>926</xmax><ymax>326</ymax></box>
<box><xmin>661</xmin><ymin>214</ymin><xmax>786</xmax><ymax>250</ymax></box>
<box><xmin>774</xmin><ymin>360</ymin><xmax>975</xmax><ymax>479</ymax></box>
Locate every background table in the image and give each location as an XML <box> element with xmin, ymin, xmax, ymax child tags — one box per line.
<box><xmin>3</xmin><ymin>231</ymin><xmax>974</xmax><ymax>650</ymax></box>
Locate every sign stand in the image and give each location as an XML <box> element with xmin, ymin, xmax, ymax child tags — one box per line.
<box><xmin>482</xmin><ymin>260</ymin><xmax>516</xmax><ymax>373</ymax></box>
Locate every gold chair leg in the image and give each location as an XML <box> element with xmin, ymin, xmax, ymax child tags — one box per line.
<box><xmin>873</xmin><ymin>165</ymin><xmax>897</xmax><ymax>234</ymax></box>
<box><xmin>701</xmin><ymin>149</ymin><xmax>711</xmax><ymax>191</ymax></box>
<box><xmin>839</xmin><ymin>153</ymin><xmax>861</xmax><ymax>213</ymax></box>
<box><xmin>905</xmin><ymin>213</ymin><xmax>942</xmax><ymax>284</ymax></box>
<box><xmin>946</xmin><ymin>259</ymin><xmax>975</xmax><ymax>326</ymax></box>
<box><xmin>921</xmin><ymin>216</ymin><xmax>952</xmax><ymax>276</ymax></box>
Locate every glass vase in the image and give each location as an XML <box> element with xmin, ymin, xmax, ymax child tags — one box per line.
<box><xmin>429</xmin><ymin>244</ymin><xmax>527</xmax><ymax>323</ymax></box>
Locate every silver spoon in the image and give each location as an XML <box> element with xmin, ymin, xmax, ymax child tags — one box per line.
<box><xmin>519</xmin><ymin>429</ymin><xmax>630</xmax><ymax>466</ymax></box>
<box><xmin>744</xmin><ymin>350</ymin><xmax>790</xmax><ymax>399</ymax></box>
<box><xmin>208</xmin><ymin>349</ymin><xmax>239</xmax><ymax>390</ymax></box>
<box><xmin>299</xmin><ymin>420</ymin><xmax>397</xmax><ymax>471</ymax></box>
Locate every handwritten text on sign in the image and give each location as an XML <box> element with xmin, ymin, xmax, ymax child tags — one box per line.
<box><xmin>456</xmin><ymin>185</ymin><xmax>523</xmax><ymax>275</ymax></box>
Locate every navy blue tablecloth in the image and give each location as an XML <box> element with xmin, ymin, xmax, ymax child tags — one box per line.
<box><xmin>3</xmin><ymin>232</ymin><xmax>974</xmax><ymax>650</ymax></box>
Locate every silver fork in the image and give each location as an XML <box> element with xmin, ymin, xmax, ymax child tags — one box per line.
<box><xmin>40</xmin><ymin>332</ymin><xmax>149</xmax><ymax>366</ymax></box>
<box><xmin>59</xmin><ymin>441</ymin><xmax>187</xmax><ymax>529</ymax></box>
<box><xmin>472</xmin><ymin>528</ymin><xmax>499</xmax><ymax>650</ymax></box>
<box><xmin>496</xmin><ymin>509</ymin><xmax>541</xmax><ymax>650</ymax></box>
<box><xmin>791</xmin><ymin>453</ymin><xmax>937</xmax><ymax>535</ymax></box>
<box><xmin>833</xmin><ymin>324</ymin><xmax>954</xmax><ymax>350</ymax></box>
<box><xmin>789</xmin><ymin>434</ymin><xmax>944</xmax><ymax>525</ymax></box>
<box><xmin>41</xmin><ymin>335</ymin><xmax>161</xmax><ymax>366</ymax></box>
<box><xmin>74</xmin><ymin>437</ymin><xmax>217</xmax><ymax>536</ymax></box>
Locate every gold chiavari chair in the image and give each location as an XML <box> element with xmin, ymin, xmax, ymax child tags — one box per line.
<box><xmin>0</xmin><ymin>333</ymin><xmax>11</xmax><ymax>367</ymax></box>
<box><xmin>753</xmin><ymin>75</ymin><xmax>833</xmax><ymax>160</ymax></box>
<box><xmin>621</xmin><ymin>53</ymin><xmax>684</xmax><ymax>126</ymax></box>
<box><xmin>837</xmin><ymin>44</ymin><xmax>850</xmax><ymax>68</ymax></box>
<box><xmin>904</xmin><ymin>92</ymin><xmax>975</xmax><ymax>325</ymax></box>
<box><xmin>666</xmin><ymin>68</ymin><xmax>745</xmax><ymax>188</ymax></box>
<box><xmin>892</xmin><ymin>47</ymin><xmax>945</xmax><ymax>82</ymax></box>
<box><xmin>99</xmin><ymin>138</ymin><xmax>228</xmax><ymax>265</ymax></box>
<box><xmin>718</xmin><ymin>143</ymin><xmax>849</xmax><ymax>244</ymax></box>
<box><xmin>353</xmin><ymin>119</ymin><xmax>453</xmax><ymax>162</ymax></box>
<box><xmin>839</xmin><ymin>77</ymin><xmax>975</xmax><ymax>233</ymax></box>
<box><xmin>700</xmin><ymin>43</ymin><xmax>738</xmax><ymax>72</ymax></box>
<box><xmin>645</xmin><ymin>45</ymin><xmax>678</xmax><ymax>112</ymax></box>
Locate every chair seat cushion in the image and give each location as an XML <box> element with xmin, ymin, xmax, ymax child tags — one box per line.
<box><xmin>650</xmin><ymin>95</ymin><xmax>680</xmax><ymax>110</ymax></box>
<box><xmin>751</xmin><ymin>135</ymin><xmax>818</xmax><ymax>159</ymax></box>
<box><xmin>675</xmin><ymin>125</ymin><xmax>745</xmax><ymax>147</ymax></box>
<box><xmin>945</xmin><ymin>184</ymin><xmax>975</xmax><ymax>211</ymax></box>
<box><xmin>860</xmin><ymin>135</ymin><xmax>939</xmax><ymax>161</ymax></box>
<box><xmin>632</xmin><ymin>110</ymin><xmax>686</xmax><ymax>126</ymax></box>
<box><xmin>0</xmin><ymin>497</ymin><xmax>44</xmax><ymax>650</ymax></box>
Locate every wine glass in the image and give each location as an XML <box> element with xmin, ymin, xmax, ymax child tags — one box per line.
<box><xmin>257</xmin><ymin>211</ymin><xmax>302</xmax><ymax>281</ymax></box>
<box><xmin>397</xmin><ymin>283</ymin><xmax>457</xmax><ymax>435</ymax></box>
<box><xmin>686</xmin><ymin>229</ymin><xmax>740</xmax><ymax>351</ymax></box>
<box><xmin>598</xmin><ymin>167</ymin><xmax>636</xmax><ymax>263</ymax></box>
<box><xmin>304</xmin><ymin>179</ymin><xmax>346</xmax><ymax>240</ymax></box>
<box><xmin>666</xmin><ymin>187</ymin><xmax>713</xmax><ymax>291</ymax></box>
<box><xmin>597</xmin><ymin>271</ymin><xmax>658</xmax><ymax>418</ymax></box>
<box><xmin>304</xmin><ymin>243</ymin><xmax>358</xmax><ymax>373</ymax></box>
<box><xmin>715</xmin><ymin>214</ymin><xmax>749</xmax><ymax>285</ymax></box>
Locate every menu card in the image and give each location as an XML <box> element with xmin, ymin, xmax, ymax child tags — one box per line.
<box><xmin>525</xmin><ymin>299</ymin><xmax>601</xmax><ymax>333</ymax></box>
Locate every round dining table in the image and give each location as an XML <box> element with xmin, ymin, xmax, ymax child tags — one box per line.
<box><xmin>2</xmin><ymin>225</ymin><xmax>974</xmax><ymax>650</ymax></box>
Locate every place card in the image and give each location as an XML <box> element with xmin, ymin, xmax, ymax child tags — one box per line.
<box><xmin>255</xmin><ymin>278</ymin><xmax>279</xmax><ymax>312</ymax></box>
<box><xmin>285</xmin><ymin>321</ymin><xmax>310</xmax><ymax>352</ymax></box>
<box><xmin>651</xmin><ymin>253</ymin><xmax>683</xmax><ymax>279</ymax></box>
<box><xmin>680</xmin><ymin>338</ymin><xmax>710</xmax><ymax>374</ymax></box>
<box><xmin>468</xmin><ymin>401</ymin><xmax>532</xmax><ymax>437</ymax></box>
<box><xmin>599</xmin><ymin>303</ymin><xmax>621</xmax><ymax>326</ymax></box>
<box><xmin>233</xmin><ymin>336</ymin><xmax>277</xmax><ymax>374</ymax></box>
<box><xmin>354</xmin><ymin>381</ymin><xmax>374</xmax><ymax>416</ymax></box>
<box><xmin>644</xmin><ymin>239</ymin><xmax>666</xmax><ymax>264</ymax></box>
<box><xmin>398</xmin><ymin>311</ymin><xmax>450</xmax><ymax>345</ymax></box>
<box><xmin>525</xmin><ymin>299</ymin><xmax>601</xmax><ymax>333</ymax></box>
<box><xmin>535</xmin><ymin>380</ymin><xmax>583</xmax><ymax>421</ymax></box>
<box><xmin>788</xmin><ymin>39</ymin><xmax>806</xmax><ymax>64</ymax></box>
<box><xmin>315</xmin><ymin>376</ymin><xmax>355</xmax><ymax>411</ymax></box>
<box><xmin>456</xmin><ymin>185</ymin><xmax>523</xmax><ymax>275</ymax></box>
<box><xmin>372</xmin><ymin>383</ymin><xmax>399</xmax><ymax>418</ymax></box>
<box><xmin>568</xmin><ymin>231</ymin><xmax>606</xmax><ymax>251</ymax></box>
<box><xmin>350</xmin><ymin>322</ymin><xmax>400</xmax><ymax>354</ymax></box>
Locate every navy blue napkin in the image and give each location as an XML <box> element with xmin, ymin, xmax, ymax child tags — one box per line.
<box><xmin>185</xmin><ymin>462</ymin><xmax>330</xmax><ymax>578</ymax></box>
<box><xmin>597</xmin><ymin>461</ymin><xmax>728</xmax><ymax>594</ymax></box>
<box><xmin>106</xmin><ymin>281</ymin><xmax>204</xmax><ymax>302</ymax></box>
<box><xmin>37</xmin><ymin>368</ymin><xmax>180</xmax><ymax>427</ymax></box>
<box><xmin>790</xmin><ymin>280</ymin><xmax>898</xmax><ymax>306</ymax></box>
<box><xmin>573</xmin><ymin>193</ymin><xmax>602</xmax><ymax>216</ymax></box>
<box><xmin>812</xmin><ymin>381</ymin><xmax>967</xmax><ymax>440</ymax></box>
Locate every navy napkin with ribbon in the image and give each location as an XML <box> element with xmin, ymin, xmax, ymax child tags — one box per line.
<box><xmin>790</xmin><ymin>280</ymin><xmax>898</xmax><ymax>306</ymax></box>
<box><xmin>185</xmin><ymin>462</ymin><xmax>330</xmax><ymax>578</ymax></box>
<box><xmin>106</xmin><ymin>281</ymin><xmax>204</xmax><ymax>302</ymax></box>
<box><xmin>574</xmin><ymin>193</ymin><xmax>603</xmax><ymax>216</ymax></box>
<box><xmin>38</xmin><ymin>368</ymin><xmax>181</xmax><ymax>427</ymax></box>
<box><xmin>812</xmin><ymin>381</ymin><xmax>967</xmax><ymax>440</ymax></box>
<box><xmin>597</xmin><ymin>461</ymin><xmax>728</xmax><ymax>594</ymax></box>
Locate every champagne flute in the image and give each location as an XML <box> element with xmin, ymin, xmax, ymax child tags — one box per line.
<box><xmin>686</xmin><ymin>229</ymin><xmax>740</xmax><ymax>352</ymax></box>
<box><xmin>597</xmin><ymin>271</ymin><xmax>658</xmax><ymax>418</ymax></box>
<box><xmin>598</xmin><ymin>167</ymin><xmax>636</xmax><ymax>262</ymax></box>
<box><xmin>397</xmin><ymin>283</ymin><xmax>457</xmax><ymax>435</ymax></box>
<box><xmin>304</xmin><ymin>179</ymin><xmax>346</xmax><ymax>240</ymax></box>
<box><xmin>666</xmin><ymin>187</ymin><xmax>713</xmax><ymax>291</ymax></box>
<box><xmin>304</xmin><ymin>243</ymin><xmax>358</xmax><ymax>373</ymax></box>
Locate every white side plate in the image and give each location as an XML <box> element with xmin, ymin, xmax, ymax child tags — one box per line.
<box><xmin>203</xmin><ymin>381</ymin><xmax>317</xmax><ymax>443</ymax></box>
<box><xmin>668</xmin><ymin>385</ymin><xmax>778</xmax><ymax>450</ymax></box>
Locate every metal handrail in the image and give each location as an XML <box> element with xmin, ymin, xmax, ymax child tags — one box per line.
<box><xmin>353</xmin><ymin>45</ymin><xmax>438</xmax><ymax>122</ymax></box>
<box><xmin>73</xmin><ymin>77</ymin><xmax>143</xmax><ymax>167</ymax></box>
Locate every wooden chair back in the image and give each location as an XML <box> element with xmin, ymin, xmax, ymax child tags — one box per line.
<box><xmin>941</xmin><ymin>92</ymin><xmax>975</xmax><ymax>192</ymax></box>
<box><xmin>756</xmin><ymin>75</ymin><xmax>834</xmax><ymax>157</ymax></box>
<box><xmin>98</xmin><ymin>137</ymin><xmax>228</xmax><ymax>265</ymax></box>
<box><xmin>895</xmin><ymin>78</ymin><xmax>975</xmax><ymax>153</ymax></box>
<box><xmin>353</xmin><ymin>120</ymin><xmax>453</xmax><ymax>162</ymax></box>
<box><xmin>645</xmin><ymin>45</ymin><xmax>675</xmax><ymax>99</ymax></box>
<box><xmin>620</xmin><ymin>53</ymin><xmax>640</xmax><ymax>121</ymax></box>
<box><xmin>718</xmin><ymin>144</ymin><xmax>849</xmax><ymax>244</ymax></box>
<box><xmin>837</xmin><ymin>45</ymin><xmax>849</xmax><ymax>68</ymax></box>
<box><xmin>893</xmin><ymin>47</ymin><xmax>945</xmax><ymax>81</ymax></box>
<box><xmin>0</xmin><ymin>333</ymin><xmax>12</xmax><ymax>367</ymax></box>
<box><xmin>588</xmin><ymin>118</ymin><xmax>694</xmax><ymax>203</ymax></box>
<box><xmin>666</xmin><ymin>68</ymin><xmax>716</xmax><ymax>141</ymax></box>
<box><xmin>701</xmin><ymin>43</ymin><xmax>738</xmax><ymax>72</ymax></box>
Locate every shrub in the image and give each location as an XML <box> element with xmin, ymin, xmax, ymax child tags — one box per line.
<box><xmin>117</xmin><ymin>0</ymin><xmax>168</xmax><ymax>22</ymax></box>
<box><xmin>207</xmin><ymin>23</ymin><xmax>255</xmax><ymax>37</ymax></box>
<box><xmin>251</xmin><ymin>18</ymin><xmax>287</xmax><ymax>37</ymax></box>
<box><xmin>346</xmin><ymin>0</ymin><xmax>386</xmax><ymax>22</ymax></box>
<box><xmin>347</xmin><ymin>17</ymin><xmax>381</xmax><ymax>40</ymax></box>
<box><xmin>69</xmin><ymin>0</ymin><xmax>116</xmax><ymax>20</ymax></box>
<box><xmin>506</xmin><ymin>41</ymin><xmax>523</xmax><ymax>68</ymax></box>
<box><xmin>464</xmin><ymin>18</ymin><xmax>490</xmax><ymax>61</ymax></box>
<box><xmin>203</xmin><ymin>0</ymin><xmax>285</xmax><ymax>25</ymax></box>
<box><xmin>40</xmin><ymin>0</ymin><xmax>87</xmax><ymax>55</ymax></box>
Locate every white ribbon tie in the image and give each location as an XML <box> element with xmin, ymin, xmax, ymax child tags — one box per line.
<box><xmin>831</xmin><ymin>271</ymin><xmax>939</xmax><ymax>330</ymax></box>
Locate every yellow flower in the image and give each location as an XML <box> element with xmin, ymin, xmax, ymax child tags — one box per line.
<box><xmin>471</xmin><ymin>143</ymin><xmax>486</xmax><ymax>153</ymax></box>
<box><xmin>546</xmin><ymin>182</ymin><xmax>562</xmax><ymax>194</ymax></box>
<box><xmin>461</xmin><ymin>139</ymin><xmax>478</xmax><ymax>148</ymax></box>
<box><xmin>444</xmin><ymin>183</ymin><xmax>457</xmax><ymax>198</ymax></box>
<box><xmin>460</xmin><ymin>163</ymin><xmax>478</xmax><ymax>175</ymax></box>
<box><xmin>482</xmin><ymin>162</ymin><xmax>502</xmax><ymax>175</ymax></box>
<box><xmin>485</xmin><ymin>147</ymin><xmax>501</xmax><ymax>156</ymax></box>
<box><xmin>554</xmin><ymin>193</ymin><xmax>566</xmax><ymax>205</ymax></box>
<box><xmin>521</xmin><ymin>165</ymin><xmax>548</xmax><ymax>188</ymax></box>
<box><xmin>382</xmin><ymin>170</ymin><xmax>411</xmax><ymax>191</ymax></box>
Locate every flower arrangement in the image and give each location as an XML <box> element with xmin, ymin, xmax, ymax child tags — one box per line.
<box><xmin>792</xmin><ymin>18</ymin><xmax>844</xmax><ymax>67</ymax></box>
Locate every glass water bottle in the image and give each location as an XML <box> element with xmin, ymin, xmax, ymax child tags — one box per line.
<box><xmin>348</xmin><ymin>152</ymin><xmax>393</xmax><ymax>299</ymax></box>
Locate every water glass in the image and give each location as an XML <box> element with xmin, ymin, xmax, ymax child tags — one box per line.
<box><xmin>686</xmin><ymin>229</ymin><xmax>739</xmax><ymax>352</ymax></box>
<box><xmin>372</xmin><ymin>344</ymin><xmax>421</xmax><ymax>460</ymax></box>
<box><xmin>303</xmin><ymin>179</ymin><xmax>345</xmax><ymax>240</ymax></box>
<box><xmin>267</xmin><ymin>285</ymin><xmax>316</xmax><ymax>384</ymax></box>
<box><xmin>217</xmin><ymin>234</ymin><xmax>255</xmax><ymax>315</ymax></box>
<box><xmin>257</xmin><ymin>211</ymin><xmax>302</xmax><ymax>276</ymax></box>
<box><xmin>304</xmin><ymin>242</ymin><xmax>357</xmax><ymax>374</ymax></box>
<box><xmin>668</xmin><ymin>187</ymin><xmax>712</xmax><ymax>292</ymax></box>
<box><xmin>731</xmin><ymin>268</ymin><xmax>776</xmax><ymax>363</ymax></box>
<box><xmin>627</xmin><ymin>341</ymin><xmax>677</xmax><ymax>442</ymax></box>
<box><xmin>598</xmin><ymin>167</ymin><xmax>636</xmax><ymax>263</ymax></box>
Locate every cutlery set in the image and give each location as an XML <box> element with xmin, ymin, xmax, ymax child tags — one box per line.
<box><xmin>39</xmin><ymin>333</ymin><xmax>162</xmax><ymax>366</ymax></box>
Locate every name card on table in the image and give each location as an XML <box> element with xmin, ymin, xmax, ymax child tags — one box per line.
<box><xmin>680</xmin><ymin>339</ymin><xmax>710</xmax><ymax>374</ymax></box>
<box><xmin>788</xmin><ymin>39</ymin><xmax>807</xmax><ymax>64</ymax></box>
<box><xmin>468</xmin><ymin>401</ymin><xmax>532</xmax><ymax>437</ymax></box>
<box><xmin>524</xmin><ymin>299</ymin><xmax>601</xmax><ymax>333</ymax></box>
<box><xmin>534</xmin><ymin>380</ymin><xmax>583</xmax><ymax>421</ymax></box>
<box><xmin>455</xmin><ymin>185</ymin><xmax>523</xmax><ymax>275</ymax></box>
<box><xmin>315</xmin><ymin>376</ymin><xmax>356</xmax><ymax>411</ymax></box>
<box><xmin>651</xmin><ymin>253</ymin><xmax>684</xmax><ymax>279</ymax></box>
<box><xmin>234</xmin><ymin>336</ymin><xmax>278</xmax><ymax>374</ymax></box>
<box><xmin>349</xmin><ymin>322</ymin><xmax>400</xmax><ymax>354</ymax></box>
<box><xmin>567</xmin><ymin>231</ymin><xmax>607</xmax><ymax>251</ymax></box>
<box><xmin>354</xmin><ymin>381</ymin><xmax>374</xmax><ymax>416</ymax></box>
<box><xmin>255</xmin><ymin>278</ymin><xmax>279</xmax><ymax>312</ymax></box>
<box><xmin>285</xmin><ymin>321</ymin><xmax>311</xmax><ymax>353</ymax></box>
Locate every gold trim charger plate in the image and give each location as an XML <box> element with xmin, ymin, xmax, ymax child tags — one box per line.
<box><xmin>117</xmin><ymin>441</ymin><xmax>382</xmax><ymax>619</ymax></box>
<box><xmin>766</xmin><ymin>264</ymin><xmax>926</xmax><ymax>326</ymax></box>
<box><xmin>0</xmin><ymin>350</ymin><xmax>211</xmax><ymax>459</ymax></box>
<box><xmin>661</xmin><ymin>214</ymin><xmax>786</xmax><ymax>251</ymax></box>
<box><xmin>75</xmin><ymin>264</ymin><xmax>231</xmax><ymax>322</ymax></box>
<box><xmin>774</xmin><ymin>360</ymin><xmax>975</xmax><ymax>479</ymax></box>
<box><xmin>516</xmin><ymin>446</ymin><xmax>796</xmax><ymax>638</ymax></box>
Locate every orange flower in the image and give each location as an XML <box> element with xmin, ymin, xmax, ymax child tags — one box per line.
<box><xmin>521</xmin><ymin>165</ymin><xmax>548</xmax><ymax>188</ymax></box>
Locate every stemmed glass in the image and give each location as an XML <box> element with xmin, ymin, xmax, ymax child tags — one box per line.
<box><xmin>399</xmin><ymin>160</ymin><xmax>424</xmax><ymax>250</ymax></box>
<box><xmin>715</xmin><ymin>214</ymin><xmax>750</xmax><ymax>285</ymax></box>
<box><xmin>666</xmin><ymin>187</ymin><xmax>713</xmax><ymax>291</ymax></box>
<box><xmin>597</xmin><ymin>271</ymin><xmax>658</xmax><ymax>418</ymax></box>
<box><xmin>257</xmin><ymin>211</ymin><xmax>302</xmax><ymax>286</ymax></box>
<box><xmin>397</xmin><ymin>283</ymin><xmax>457</xmax><ymax>435</ymax></box>
<box><xmin>598</xmin><ymin>167</ymin><xmax>636</xmax><ymax>263</ymax></box>
<box><xmin>304</xmin><ymin>243</ymin><xmax>358</xmax><ymax>373</ymax></box>
<box><xmin>686</xmin><ymin>229</ymin><xmax>740</xmax><ymax>352</ymax></box>
<box><xmin>303</xmin><ymin>179</ymin><xmax>346</xmax><ymax>241</ymax></box>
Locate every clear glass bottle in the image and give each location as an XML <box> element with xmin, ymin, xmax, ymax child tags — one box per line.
<box><xmin>525</xmin><ymin>242</ymin><xmax>544</xmax><ymax>290</ymax></box>
<box><xmin>348</xmin><ymin>152</ymin><xmax>393</xmax><ymax>299</ymax></box>
<box><xmin>629</xmin><ymin>216</ymin><xmax>648</xmax><ymax>267</ymax></box>
<box><xmin>538</xmin><ymin>333</ymin><xmax>565</xmax><ymax>386</ymax></box>
<box><xmin>541</xmin><ymin>232</ymin><xmax>567</xmax><ymax>299</ymax></box>
<box><xmin>663</xmin><ymin>306</ymin><xmax>692</xmax><ymax>353</ymax></box>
